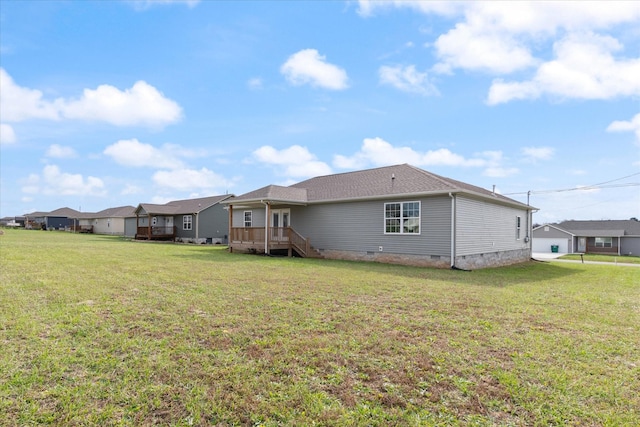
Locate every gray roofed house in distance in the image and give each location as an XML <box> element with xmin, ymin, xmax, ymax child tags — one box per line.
<box><xmin>131</xmin><ymin>194</ymin><xmax>233</xmax><ymax>243</ymax></box>
<box><xmin>224</xmin><ymin>164</ymin><xmax>536</xmax><ymax>270</ymax></box>
<box><xmin>533</xmin><ymin>219</ymin><xmax>640</xmax><ymax>256</ymax></box>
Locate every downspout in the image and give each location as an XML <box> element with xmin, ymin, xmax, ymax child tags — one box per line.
<box><xmin>227</xmin><ymin>204</ymin><xmax>233</xmax><ymax>249</ymax></box>
<box><xmin>195</xmin><ymin>213</ymin><xmax>199</xmax><ymax>242</ymax></box>
<box><xmin>449</xmin><ymin>193</ymin><xmax>456</xmax><ymax>268</ymax></box>
<box><xmin>261</xmin><ymin>200</ymin><xmax>269</xmax><ymax>254</ymax></box>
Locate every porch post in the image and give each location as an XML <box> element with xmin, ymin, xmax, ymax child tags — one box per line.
<box><xmin>147</xmin><ymin>214</ymin><xmax>151</xmax><ymax>239</ymax></box>
<box><xmin>264</xmin><ymin>202</ymin><xmax>270</xmax><ymax>254</ymax></box>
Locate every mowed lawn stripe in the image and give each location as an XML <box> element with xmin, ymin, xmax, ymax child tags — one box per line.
<box><xmin>1</xmin><ymin>229</ymin><xmax>639</xmax><ymax>426</ymax></box>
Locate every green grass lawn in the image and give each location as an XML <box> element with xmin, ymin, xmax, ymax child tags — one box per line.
<box><xmin>559</xmin><ymin>253</ymin><xmax>640</xmax><ymax>265</ymax></box>
<box><xmin>1</xmin><ymin>229</ymin><xmax>639</xmax><ymax>426</ymax></box>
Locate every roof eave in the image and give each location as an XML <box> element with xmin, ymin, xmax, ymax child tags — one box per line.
<box><xmin>304</xmin><ymin>189</ymin><xmax>535</xmax><ymax>209</ymax></box>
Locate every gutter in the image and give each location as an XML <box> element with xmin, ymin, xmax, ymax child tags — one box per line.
<box><xmin>449</xmin><ymin>192</ymin><xmax>456</xmax><ymax>268</ymax></box>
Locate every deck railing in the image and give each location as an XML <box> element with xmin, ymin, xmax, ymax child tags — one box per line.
<box><xmin>136</xmin><ymin>226</ymin><xmax>176</xmax><ymax>240</ymax></box>
<box><xmin>230</xmin><ymin>227</ymin><xmax>266</xmax><ymax>244</ymax></box>
<box><xmin>230</xmin><ymin>227</ymin><xmax>311</xmax><ymax>256</ymax></box>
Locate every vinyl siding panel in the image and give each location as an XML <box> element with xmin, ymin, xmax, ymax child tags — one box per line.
<box><xmin>125</xmin><ymin>218</ymin><xmax>137</xmax><ymax>237</ymax></box>
<box><xmin>93</xmin><ymin>217</ymin><xmax>125</xmax><ymax>235</ymax></box>
<box><xmin>456</xmin><ymin>195</ymin><xmax>530</xmax><ymax>256</ymax></box>
<box><xmin>291</xmin><ymin>196</ymin><xmax>451</xmax><ymax>257</ymax></box>
<box><xmin>232</xmin><ymin>208</ymin><xmax>266</xmax><ymax>228</ymax></box>
<box><xmin>621</xmin><ymin>237</ymin><xmax>640</xmax><ymax>256</ymax></box>
<box><xmin>197</xmin><ymin>205</ymin><xmax>229</xmax><ymax>239</ymax></box>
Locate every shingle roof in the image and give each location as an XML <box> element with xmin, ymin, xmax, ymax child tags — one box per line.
<box><xmin>229</xmin><ymin>164</ymin><xmax>530</xmax><ymax>208</ymax></box>
<box><xmin>225</xmin><ymin>185</ymin><xmax>308</xmax><ymax>204</ymax></box>
<box><xmin>557</xmin><ymin>220</ymin><xmax>640</xmax><ymax>236</ymax></box>
<box><xmin>25</xmin><ymin>207</ymin><xmax>82</xmax><ymax>218</ymax></box>
<box><xmin>93</xmin><ymin>206</ymin><xmax>136</xmax><ymax>218</ymax></box>
<box><xmin>136</xmin><ymin>195</ymin><xmax>232</xmax><ymax>215</ymax></box>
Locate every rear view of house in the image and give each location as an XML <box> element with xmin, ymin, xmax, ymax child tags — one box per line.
<box><xmin>224</xmin><ymin>164</ymin><xmax>535</xmax><ymax>270</ymax></box>
<box><xmin>24</xmin><ymin>207</ymin><xmax>81</xmax><ymax>230</ymax></box>
<box><xmin>77</xmin><ymin>206</ymin><xmax>136</xmax><ymax>235</ymax></box>
<box><xmin>130</xmin><ymin>194</ymin><xmax>233</xmax><ymax>243</ymax></box>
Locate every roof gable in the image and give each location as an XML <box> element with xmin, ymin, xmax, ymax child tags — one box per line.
<box><xmin>227</xmin><ymin>185</ymin><xmax>307</xmax><ymax>204</ymax></box>
<box><xmin>135</xmin><ymin>194</ymin><xmax>233</xmax><ymax>215</ymax></box>
<box><xmin>93</xmin><ymin>206</ymin><xmax>136</xmax><ymax>218</ymax></box>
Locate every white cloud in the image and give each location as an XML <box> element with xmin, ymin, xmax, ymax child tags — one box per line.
<box><xmin>522</xmin><ymin>146</ymin><xmax>555</xmax><ymax>162</ymax></box>
<box><xmin>152</xmin><ymin>168</ymin><xmax>232</xmax><ymax>191</ymax></box>
<box><xmin>129</xmin><ymin>0</ymin><xmax>200</xmax><ymax>10</ymax></box>
<box><xmin>358</xmin><ymin>2</ymin><xmax>640</xmax><ymax>103</ymax></box>
<box><xmin>103</xmin><ymin>139</ymin><xmax>185</xmax><ymax>169</ymax></box>
<box><xmin>121</xmin><ymin>184</ymin><xmax>143</xmax><ymax>195</ymax></box>
<box><xmin>0</xmin><ymin>68</ymin><xmax>60</xmax><ymax>122</ymax></box>
<box><xmin>46</xmin><ymin>144</ymin><xmax>77</xmax><ymax>159</ymax></box>
<box><xmin>483</xmin><ymin>167</ymin><xmax>520</xmax><ymax>178</ymax></box>
<box><xmin>379</xmin><ymin>65</ymin><xmax>439</xmax><ymax>96</ymax></box>
<box><xmin>21</xmin><ymin>165</ymin><xmax>106</xmax><ymax>196</ymax></box>
<box><xmin>0</xmin><ymin>123</ymin><xmax>16</xmax><ymax>145</ymax></box>
<box><xmin>487</xmin><ymin>32</ymin><xmax>640</xmax><ymax>105</ymax></box>
<box><xmin>357</xmin><ymin>1</ymin><xmax>460</xmax><ymax>18</ymax></box>
<box><xmin>607</xmin><ymin>113</ymin><xmax>640</xmax><ymax>145</ymax></box>
<box><xmin>433</xmin><ymin>23</ymin><xmax>537</xmax><ymax>74</ymax></box>
<box><xmin>253</xmin><ymin>145</ymin><xmax>332</xmax><ymax>178</ymax></box>
<box><xmin>0</xmin><ymin>68</ymin><xmax>182</xmax><ymax>128</ymax></box>
<box><xmin>280</xmin><ymin>49</ymin><xmax>349</xmax><ymax>90</ymax></box>
<box><xmin>333</xmin><ymin>137</ymin><xmax>488</xmax><ymax>170</ymax></box>
<box><xmin>247</xmin><ymin>77</ymin><xmax>263</xmax><ymax>89</ymax></box>
<box><xmin>62</xmin><ymin>81</ymin><xmax>182</xmax><ymax>128</ymax></box>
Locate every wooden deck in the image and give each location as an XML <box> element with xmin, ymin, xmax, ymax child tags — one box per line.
<box><xmin>229</xmin><ymin>227</ymin><xmax>321</xmax><ymax>258</ymax></box>
<box><xmin>135</xmin><ymin>226</ymin><xmax>176</xmax><ymax>241</ymax></box>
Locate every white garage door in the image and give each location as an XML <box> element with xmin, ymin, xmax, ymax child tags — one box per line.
<box><xmin>532</xmin><ymin>237</ymin><xmax>569</xmax><ymax>253</ymax></box>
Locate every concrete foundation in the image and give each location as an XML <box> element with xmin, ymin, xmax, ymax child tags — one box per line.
<box><xmin>454</xmin><ymin>248</ymin><xmax>531</xmax><ymax>270</ymax></box>
<box><xmin>319</xmin><ymin>248</ymin><xmax>531</xmax><ymax>270</ymax></box>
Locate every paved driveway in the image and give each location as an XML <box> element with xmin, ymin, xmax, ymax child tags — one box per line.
<box><xmin>532</xmin><ymin>252</ymin><xmax>565</xmax><ymax>260</ymax></box>
<box><xmin>532</xmin><ymin>252</ymin><xmax>640</xmax><ymax>267</ymax></box>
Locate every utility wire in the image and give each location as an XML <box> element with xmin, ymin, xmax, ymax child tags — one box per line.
<box><xmin>503</xmin><ymin>172</ymin><xmax>640</xmax><ymax>196</ymax></box>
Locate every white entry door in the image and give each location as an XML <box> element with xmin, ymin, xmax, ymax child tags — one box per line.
<box><xmin>271</xmin><ymin>209</ymin><xmax>290</xmax><ymax>241</ymax></box>
<box><xmin>577</xmin><ymin>237</ymin><xmax>586</xmax><ymax>253</ymax></box>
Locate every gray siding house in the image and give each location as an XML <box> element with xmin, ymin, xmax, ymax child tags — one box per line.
<box><xmin>131</xmin><ymin>195</ymin><xmax>233</xmax><ymax>243</ymax></box>
<box><xmin>533</xmin><ymin>220</ymin><xmax>640</xmax><ymax>256</ymax></box>
<box><xmin>224</xmin><ymin>164</ymin><xmax>535</xmax><ymax>269</ymax></box>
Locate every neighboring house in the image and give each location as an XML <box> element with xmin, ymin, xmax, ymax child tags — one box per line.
<box><xmin>77</xmin><ymin>206</ymin><xmax>136</xmax><ymax>235</ymax></box>
<box><xmin>223</xmin><ymin>164</ymin><xmax>535</xmax><ymax>270</ymax></box>
<box><xmin>24</xmin><ymin>207</ymin><xmax>81</xmax><ymax>230</ymax></box>
<box><xmin>0</xmin><ymin>216</ymin><xmax>25</xmax><ymax>227</ymax></box>
<box><xmin>533</xmin><ymin>220</ymin><xmax>640</xmax><ymax>256</ymax></box>
<box><xmin>131</xmin><ymin>195</ymin><xmax>233</xmax><ymax>243</ymax></box>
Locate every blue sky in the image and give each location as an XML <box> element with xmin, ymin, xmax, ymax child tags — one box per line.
<box><xmin>1</xmin><ymin>0</ymin><xmax>639</xmax><ymax>223</ymax></box>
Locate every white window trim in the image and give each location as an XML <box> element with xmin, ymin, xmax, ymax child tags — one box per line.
<box><xmin>595</xmin><ymin>237</ymin><xmax>612</xmax><ymax>248</ymax></box>
<box><xmin>516</xmin><ymin>216</ymin><xmax>521</xmax><ymax>240</ymax></box>
<box><xmin>183</xmin><ymin>215</ymin><xmax>192</xmax><ymax>231</ymax></box>
<box><xmin>384</xmin><ymin>201</ymin><xmax>421</xmax><ymax>235</ymax></box>
<box><xmin>243</xmin><ymin>211</ymin><xmax>252</xmax><ymax>228</ymax></box>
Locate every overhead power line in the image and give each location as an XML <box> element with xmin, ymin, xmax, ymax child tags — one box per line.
<box><xmin>503</xmin><ymin>172</ymin><xmax>640</xmax><ymax>196</ymax></box>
